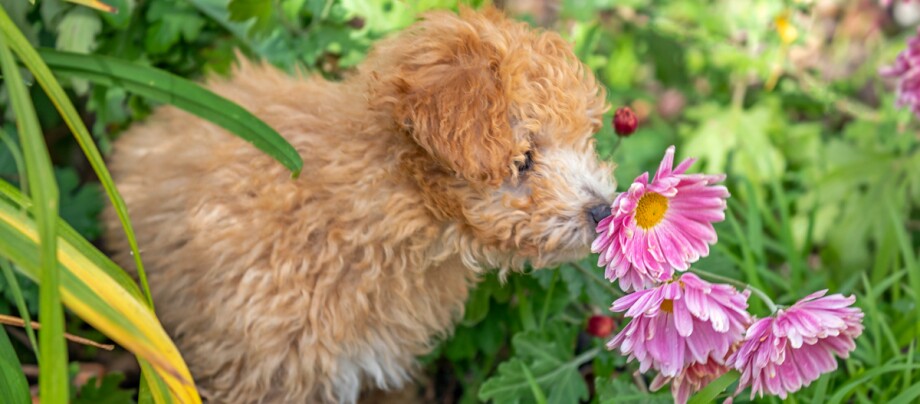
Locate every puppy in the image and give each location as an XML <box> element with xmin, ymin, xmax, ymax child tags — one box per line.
<box><xmin>103</xmin><ymin>6</ymin><xmax>614</xmax><ymax>403</ymax></box>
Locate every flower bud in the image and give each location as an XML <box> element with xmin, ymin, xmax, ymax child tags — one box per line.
<box><xmin>586</xmin><ymin>315</ymin><xmax>616</xmax><ymax>338</ymax></box>
<box><xmin>613</xmin><ymin>107</ymin><xmax>638</xmax><ymax>137</ymax></box>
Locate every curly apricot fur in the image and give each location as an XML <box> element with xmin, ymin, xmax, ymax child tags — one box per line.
<box><xmin>103</xmin><ymin>7</ymin><xmax>614</xmax><ymax>403</ymax></box>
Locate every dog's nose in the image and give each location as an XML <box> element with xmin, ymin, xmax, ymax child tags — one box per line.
<box><xmin>588</xmin><ymin>204</ymin><xmax>612</xmax><ymax>227</ymax></box>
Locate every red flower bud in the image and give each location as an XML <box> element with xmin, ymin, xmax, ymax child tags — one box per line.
<box><xmin>586</xmin><ymin>315</ymin><xmax>616</xmax><ymax>338</ymax></box>
<box><xmin>613</xmin><ymin>107</ymin><xmax>638</xmax><ymax>137</ymax></box>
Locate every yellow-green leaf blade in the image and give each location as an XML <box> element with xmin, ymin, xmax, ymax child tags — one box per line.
<box><xmin>0</xmin><ymin>196</ymin><xmax>200</xmax><ymax>403</ymax></box>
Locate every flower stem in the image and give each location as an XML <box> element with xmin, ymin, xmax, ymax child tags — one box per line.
<box><xmin>688</xmin><ymin>268</ymin><xmax>779</xmax><ymax>314</ymax></box>
<box><xmin>611</xmin><ymin>136</ymin><xmax>623</xmax><ymax>153</ymax></box>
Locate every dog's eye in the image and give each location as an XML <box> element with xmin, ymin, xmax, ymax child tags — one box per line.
<box><xmin>515</xmin><ymin>151</ymin><xmax>534</xmax><ymax>174</ymax></box>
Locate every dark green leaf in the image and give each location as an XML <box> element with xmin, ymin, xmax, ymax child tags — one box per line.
<box><xmin>228</xmin><ymin>0</ymin><xmax>274</xmax><ymax>36</ymax></box>
<box><xmin>0</xmin><ymin>326</ymin><xmax>29</xmax><ymax>404</ymax></box>
<box><xmin>56</xmin><ymin>168</ymin><xmax>103</xmax><ymax>240</ymax></box>
<box><xmin>38</xmin><ymin>49</ymin><xmax>303</xmax><ymax>176</ymax></box>
<box><xmin>687</xmin><ymin>371</ymin><xmax>738</xmax><ymax>404</ymax></box>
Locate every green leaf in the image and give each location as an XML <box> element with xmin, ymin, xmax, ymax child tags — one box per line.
<box><xmin>0</xmin><ymin>182</ymin><xmax>200</xmax><ymax>402</ymax></box>
<box><xmin>520</xmin><ymin>361</ymin><xmax>548</xmax><ymax>404</ymax></box>
<box><xmin>890</xmin><ymin>380</ymin><xmax>920</xmax><ymax>404</ymax></box>
<box><xmin>0</xmin><ymin>326</ymin><xmax>29</xmax><ymax>404</ymax></box>
<box><xmin>0</xmin><ymin>23</ymin><xmax>68</xmax><ymax>404</ymax></box>
<box><xmin>463</xmin><ymin>279</ymin><xmax>492</xmax><ymax>326</ymax></box>
<box><xmin>0</xmin><ymin>259</ymin><xmax>38</xmax><ymax>351</ymax></box>
<box><xmin>595</xmin><ymin>376</ymin><xmax>671</xmax><ymax>404</ymax></box>
<box><xmin>144</xmin><ymin>0</ymin><xmax>205</xmax><ymax>54</ymax></box>
<box><xmin>228</xmin><ymin>0</ymin><xmax>274</xmax><ymax>36</ymax></box>
<box><xmin>55</xmin><ymin>7</ymin><xmax>102</xmax><ymax>94</ymax></box>
<box><xmin>827</xmin><ymin>364</ymin><xmax>920</xmax><ymax>404</ymax></box>
<box><xmin>479</xmin><ymin>328</ymin><xmax>592</xmax><ymax>404</ymax></box>
<box><xmin>98</xmin><ymin>0</ymin><xmax>133</xmax><ymax>28</ymax></box>
<box><xmin>687</xmin><ymin>371</ymin><xmax>738</xmax><ymax>404</ymax></box>
<box><xmin>73</xmin><ymin>373</ymin><xmax>135</xmax><ymax>404</ymax></box>
<box><xmin>37</xmin><ymin>49</ymin><xmax>304</xmax><ymax>177</ymax></box>
<box><xmin>56</xmin><ymin>168</ymin><xmax>103</xmax><ymax>240</ymax></box>
<box><xmin>55</xmin><ymin>7</ymin><xmax>101</xmax><ymax>54</ymax></box>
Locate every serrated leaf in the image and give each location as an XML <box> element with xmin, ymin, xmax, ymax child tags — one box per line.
<box><xmin>479</xmin><ymin>328</ymin><xmax>590</xmax><ymax>404</ymax></box>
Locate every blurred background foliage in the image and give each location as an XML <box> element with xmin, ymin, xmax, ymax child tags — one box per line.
<box><xmin>0</xmin><ymin>0</ymin><xmax>918</xmax><ymax>402</ymax></box>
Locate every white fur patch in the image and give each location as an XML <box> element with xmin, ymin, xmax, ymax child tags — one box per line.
<box><xmin>333</xmin><ymin>338</ymin><xmax>411</xmax><ymax>403</ymax></box>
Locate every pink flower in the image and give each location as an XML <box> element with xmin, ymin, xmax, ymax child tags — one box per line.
<box><xmin>881</xmin><ymin>26</ymin><xmax>920</xmax><ymax>117</ymax></box>
<box><xmin>592</xmin><ymin>146</ymin><xmax>729</xmax><ymax>291</ymax></box>
<box><xmin>607</xmin><ymin>273</ymin><xmax>751</xmax><ymax>377</ymax></box>
<box><xmin>651</xmin><ymin>356</ymin><xmax>730</xmax><ymax>404</ymax></box>
<box><xmin>728</xmin><ymin>291</ymin><xmax>864</xmax><ymax>399</ymax></box>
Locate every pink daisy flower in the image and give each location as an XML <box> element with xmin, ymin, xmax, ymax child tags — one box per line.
<box><xmin>607</xmin><ymin>273</ymin><xmax>751</xmax><ymax>377</ymax></box>
<box><xmin>592</xmin><ymin>146</ymin><xmax>729</xmax><ymax>292</ymax></box>
<box><xmin>728</xmin><ymin>290</ymin><xmax>864</xmax><ymax>399</ymax></box>
<box><xmin>880</xmin><ymin>26</ymin><xmax>920</xmax><ymax>117</ymax></box>
<box><xmin>651</xmin><ymin>356</ymin><xmax>731</xmax><ymax>404</ymax></box>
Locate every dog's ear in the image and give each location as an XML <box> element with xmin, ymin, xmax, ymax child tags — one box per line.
<box><xmin>383</xmin><ymin>9</ymin><xmax>515</xmax><ymax>186</ymax></box>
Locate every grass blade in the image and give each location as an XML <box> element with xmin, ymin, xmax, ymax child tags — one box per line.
<box><xmin>886</xmin><ymin>199</ymin><xmax>920</xmax><ymax>335</ymax></box>
<box><xmin>889</xmin><ymin>380</ymin><xmax>920</xmax><ymax>404</ymax></box>
<box><xmin>0</xmin><ymin>326</ymin><xmax>29</xmax><ymax>404</ymax></box>
<box><xmin>688</xmin><ymin>371</ymin><xmax>739</xmax><ymax>404</ymax></box>
<box><xmin>0</xmin><ymin>30</ymin><xmax>67</xmax><ymax>404</ymax></box>
<box><xmin>37</xmin><ymin>49</ymin><xmax>304</xmax><ymax>177</ymax></box>
<box><xmin>0</xmin><ymin>259</ymin><xmax>38</xmax><ymax>354</ymax></box>
<box><xmin>520</xmin><ymin>361</ymin><xmax>548</xmax><ymax>404</ymax></box>
<box><xmin>827</xmin><ymin>363</ymin><xmax>920</xmax><ymax>404</ymax></box>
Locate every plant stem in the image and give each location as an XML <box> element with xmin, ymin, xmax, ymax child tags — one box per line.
<box><xmin>689</xmin><ymin>268</ymin><xmax>779</xmax><ymax>314</ymax></box>
<box><xmin>539</xmin><ymin>270</ymin><xmax>559</xmax><ymax>329</ymax></box>
<box><xmin>574</xmin><ymin>347</ymin><xmax>602</xmax><ymax>367</ymax></box>
<box><xmin>610</xmin><ymin>136</ymin><xmax>623</xmax><ymax>154</ymax></box>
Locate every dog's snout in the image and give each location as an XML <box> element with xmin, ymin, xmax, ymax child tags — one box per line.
<box><xmin>588</xmin><ymin>204</ymin><xmax>612</xmax><ymax>227</ymax></box>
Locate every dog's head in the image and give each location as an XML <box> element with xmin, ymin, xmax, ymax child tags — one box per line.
<box><xmin>366</xmin><ymin>7</ymin><xmax>615</xmax><ymax>270</ymax></box>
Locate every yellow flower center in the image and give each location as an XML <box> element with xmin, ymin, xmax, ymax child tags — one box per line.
<box><xmin>635</xmin><ymin>192</ymin><xmax>668</xmax><ymax>229</ymax></box>
<box><xmin>660</xmin><ymin>299</ymin><xmax>674</xmax><ymax>313</ymax></box>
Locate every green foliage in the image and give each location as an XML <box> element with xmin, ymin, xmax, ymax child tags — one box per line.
<box><xmin>72</xmin><ymin>373</ymin><xmax>135</xmax><ymax>404</ymax></box>
<box><xmin>479</xmin><ymin>328</ymin><xmax>591</xmax><ymax>404</ymax></box>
